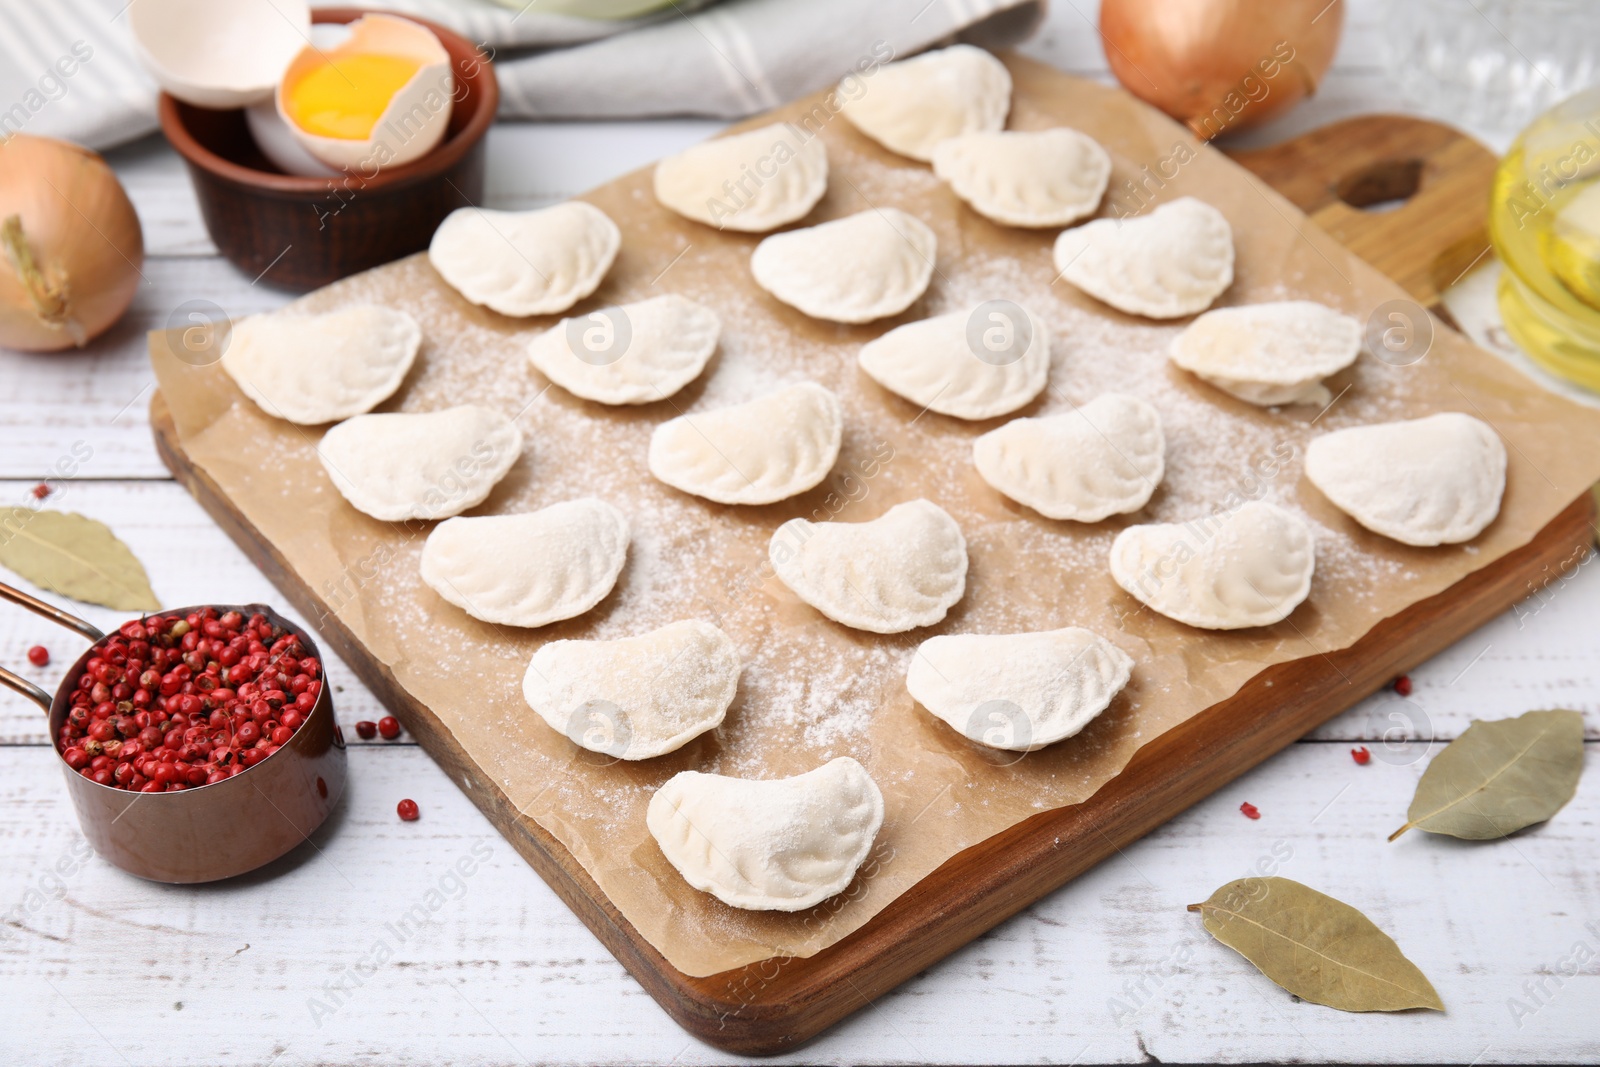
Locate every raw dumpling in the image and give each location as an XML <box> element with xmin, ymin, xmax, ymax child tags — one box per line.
<box><xmin>647</xmin><ymin>757</ymin><xmax>884</xmax><ymax>911</ymax></box>
<box><xmin>1170</xmin><ymin>301</ymin><xmax>1362</xmax><ymax>406</ymax></box>
<box><xmin>1109</xmin><ymin>501</ymin><xmax>1314</xmax><ymax>630</ymax></box>
<box><xmin>769</xmin><ymin>498</ymin><xmax>967</xmax><ymax>633</ymax></box>
<box><xmin>839</xmin><ymin>44</ymin><xmax>1010</xmax><ymax>162</ymax></box>
<box><xmin>974</xmin><ymin>393</ymin><xmax>1164</xmax><ymax>521</ymax></box>
<box><xmin>527</xmin><ymin>294</ymin><xmax>719</xmax><ymax>405</ymax></box>
<box><xmin>907</xmin><ymin>628</ymin><xmax>1133</xmax><ymax>750</ymax></box>
<box><xmin>318</xmin><ymin>405</ymin><xmax>522</xmax><ymax>522</ymax></box>
<box><xmin>858</xmin><ymin>302</ymin><xmax>1051</xmax><ymax>420</ymax></box>
<box><xmin>649</xmin><ymin>382</ymin><xmax>842</xmax><ymax>505</ymax></box>
<box><xmin>429</xmin><ymin>202</ymin><xmax>620</xmax><ymax>317</ymax></box>
<box><xmin>750</xmin><ymin>208</ymin><xmax>936</xmax><ymax>324</ymax></box>
<box><xmin>523</xmin><ymin>620</ymin><xmax>740</xmax><ymax>759</ymax></box>
<box><xmin>420</xmin><ymin>498</ymin><xmax>628</xmax><ymax>627</ymax></box>
<box><xmin>1305</xmin><ymin>413</ymin><xmax>1506</xmax><ymax>546</ymax></box>
<box><xmin>1053</xmin><ymin>196</ymin><xmax>1234</xmax><ymax>319</ymax></box>
<box><xmin>221</xmin><ymin>304</ymin><xmax>420</xmax><ymax>425</ymax></box>
<box><xmin>931</xmin><ymin>128</ymin><xmax>1110</xmax><ymax>228</ymax></box>
<box><xmin>654</xmin><ymin>122</ymin><xmax>828</xmax><ymax>232</ymax></box>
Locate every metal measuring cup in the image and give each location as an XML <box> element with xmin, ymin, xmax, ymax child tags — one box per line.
<box><xmin>0</xmin><ymin>582</ymin><xmax>347</xmax><ymax>883</ymax></box>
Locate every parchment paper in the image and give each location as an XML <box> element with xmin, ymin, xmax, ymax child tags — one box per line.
<box><xmin>151</xmin><ymin>58</ymin><xmax>1600</xmax><ymax>978</ymax></box>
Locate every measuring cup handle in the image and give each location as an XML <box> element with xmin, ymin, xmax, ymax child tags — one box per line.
<box><xmin>0</xmin><ymin>666</ymin><xmax>50</xmax><ymax>713</ymax></box>
<box><xmin>0</xmin><ymin>580</ymin><xmax>106</xmax><ymax>718</ymax></box>
<box><xmin>0</xmin><ymin>581</ymin><xmax>105</xmax><ymax>643</ymax></box>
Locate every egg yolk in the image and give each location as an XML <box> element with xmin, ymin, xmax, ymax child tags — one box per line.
<box><xmin>287</xmin><ymin>53</ymin><xmax>423</xmax><ymax>140</ymax></box>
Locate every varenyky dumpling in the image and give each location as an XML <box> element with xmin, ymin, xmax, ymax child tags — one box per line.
<box><xmin>1053</xmin><ymin>196</ymin><xmax>1234</xmax><ymax>319</ymax></box>
<box><xmin>647</xmin><ymin>757</ymin><xmax>885</xmax><ymax>911</ymax></box>
<box><xmin>750</xmin><ymin>208</ymin><xmax>936</xmax><ymax>324</ymax></box>
<box><xmin>317</xmin><ymin>405</ymin><xmax>522</xmax><ymax>522</ymax></box>
<box><xmin>908</xmin><ymin>627</ymin><xmax>1133</xmax><ymax>750</ymax></box>
<box><xmin>768</xmin><ymin>498</ymin><xmax>967</xmax><ymax>633</ymax></box>
<box><xmin>839</xmin><ymin>44</ymin><xmax>1011</xmax><ymax>162</ymax></box>
<box><xmin>653</xmin><ymin>121</ymin><xmax>828</xmax><ymax>232</ymax></box>
<box><xmin>1109</xmin><ymin>501</ymin><xmax>1314</xmax><ymax>629</ymax></box>
<box><xmin>973</xmin><ymin>393</ymin><xmax>1165</xmax><ymax>521</ymax></box>
<box><xmin>420</xmin><ymin>498</ymin><xmax>628</xmax><ymax>627</ymax></box>
<box><xmin>429</xmin><ymin>202</ymin><xmax>620</xmax><ymax>317</ymax></box>
<box><xmin>858</xmin><ymin>302</ymin><xmax>1051</xmax><ymax>420</ymax></box>
<box><xmin>1305</xmin><ymin>413</ymin><xmax>1506</xmax><ymax>546</ymax></box>
<box><xmin>932</xmin><ymin>128</ymin><xmax>1110</xmax><ymax>228</ymax></box>
<box><xmin>648</xmin><ymin>382</ymin><xmax>842</xmax><ymax>505</ymax></box>
<box><xmin>527</xmin><ymin>293</ymin><xmax>719</xmax><ymax>406</ymax></box>
<box><xmin>523</xmin><ymin>620</ymin><xmax>741</xmax><ymax>760</ymax></box>
<box><xmin>1170</xmin><ymin>301</ymin><xmax>1362</xmax><ymax>407</ymax></box>
<box><xmin>221</xmin><ymin>304</ymin><xmax>420</xmax><ymax>425</ymax></box>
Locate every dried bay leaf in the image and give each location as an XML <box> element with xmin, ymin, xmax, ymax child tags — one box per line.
<box><xmin>1189</xmin><ymin>877</ymin><xmax>1443</xmax><ymax>1012</ymax></box>
<box><xmin>0</xmin><ymin>507</ymin><xmax>159</xmax><ymax>611</ymax></box>
<box><xmin>1390</xmin><ymin>709</ymin><xmax>1584</xmax><ymax>841</ymax></box>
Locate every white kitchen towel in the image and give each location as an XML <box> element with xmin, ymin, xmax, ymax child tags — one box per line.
<box><xmin>0</xmin><ymin>0</ymin><xmax>1044</xmax><ymax>152</ymax></box>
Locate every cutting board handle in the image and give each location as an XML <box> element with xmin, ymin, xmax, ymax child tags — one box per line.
<box><xmin>1227</xmin><ymin>114</ymin><xmax>1499</xmax><ymax>308</ymax></box>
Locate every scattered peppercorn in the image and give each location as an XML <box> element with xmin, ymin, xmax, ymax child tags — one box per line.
<box><xmin>30</xmin><ymin>483</ymin><xmax>50</xmax><ymax>499</ymax></box>
<box><xmin>27</xmin><ymin>645</ymin><xmax>50</xmax><ymax>667</ymax></box>
<box><xmin>1351</xmin><ymin>745</ymin><xmax>1371</xmax><ymax>765</ymax></box>
<box><xmin>1239</xmin><ymin>801</ymin><xmax>1261</xmax><ymax>820</ymax></box>
<box><xmin>397</xmin><ymin>798</ymin><xmax>419</xmax><ymax>821</ymax></box>
<box><xmin>1393</xmin><ymin>674</ymin><xmax>1412</xmax><ymax>696</ymax></box>
<box><xmin>354</xmin><ymin>720</ymin><xmax>377</xmax><ymax>740</ymax></box>
<box><xmin>377</xmin><ymin>715</ymin><xmax>401</xmax><ymax>740</ymax></box>
<box><xmin>52</xmin><ymin>608</ymin><xmax>322</xmax><ymax>792</ymax></box>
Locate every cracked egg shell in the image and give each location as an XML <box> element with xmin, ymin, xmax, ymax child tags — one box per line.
<box><xmin>276</xmin><ymin>13</ymin><xmax>453</xmax><ymax>171</ymax></box>
<box><xmin>129</xmin><ymin>0</ymin><xmax>310</xmax><ymax>109</ymax></box>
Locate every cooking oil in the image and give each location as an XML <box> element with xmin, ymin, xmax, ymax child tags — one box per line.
<box><xmin>1491</xmin><ymin>85</ymin><xmax>1600</xmax><ymax>390</ymax></box>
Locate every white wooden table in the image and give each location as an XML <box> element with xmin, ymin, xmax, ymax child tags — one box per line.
<box><xmin>3</xmin><ymin>3</ymin><xmax>1598</xmax><ymax>1063</ymax></box>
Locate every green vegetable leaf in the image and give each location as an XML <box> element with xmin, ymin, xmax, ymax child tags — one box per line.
<box><xmin>1390</xmin><ymin>709</ymin><xmax>1585</xmax><ymax>842</ymax></box>
<box><xmin>0</xmin><ymin>507</ymin><xmax>159</xmax><ymax>611</ymax></box>
<box><xmin>1189</xmin><ymin>877</ymin><xmax>1443</xmax><ymax>1013</ymax></box>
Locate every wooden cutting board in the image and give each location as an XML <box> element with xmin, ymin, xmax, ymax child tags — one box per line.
<box><xmin>151</xmin><ymin>102</ymin><xmax>1593</xmax><ymax>1054</ymax></box>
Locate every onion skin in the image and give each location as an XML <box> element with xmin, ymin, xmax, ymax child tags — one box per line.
<box><xmin>0</xmin><ymin>134</ymin><xmax>144</xmax><ymax>352</ymax></box>
<box><xmin>1100</xmin><ymin>0</ymin><xmax>1344</xmax><ymax>139</ymax></box>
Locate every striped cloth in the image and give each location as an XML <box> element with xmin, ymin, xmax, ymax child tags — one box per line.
<box><xmin>0</xmin><ymin>0</ymin><xmax>1044</xmax><ymax>151</ymax></box>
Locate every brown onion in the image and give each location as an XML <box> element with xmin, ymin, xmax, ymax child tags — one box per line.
<box><xmin>0</xmin><ymin>134</ymin><xmax>144</xmax><ymax>352</ymax></box>
<box><xmin>1100</xmin><ymin>0</ymin><xmax>1344</xmax><ymax>139</ymax></box>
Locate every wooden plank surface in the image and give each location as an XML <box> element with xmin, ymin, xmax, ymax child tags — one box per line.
<box><xmin>5</xmin><ymin>738</ymin><xmax>1598</xmax><ymax>1066</ymax></box>
<box><xmin>5</xmin><ymin>2</ymin><xmax>1600</xmax><ymax>1062</ymax></box>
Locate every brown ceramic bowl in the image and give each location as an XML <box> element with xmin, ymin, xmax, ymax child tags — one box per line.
<box><xmin>0</xmin><ymin>587</ymin><xmax>346</xmax><ymax>884</ymax></box>
<box><xmin>157</xmin><ymin>7</ymin><xmax>498</xmax><ymax>291</ymax></box>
